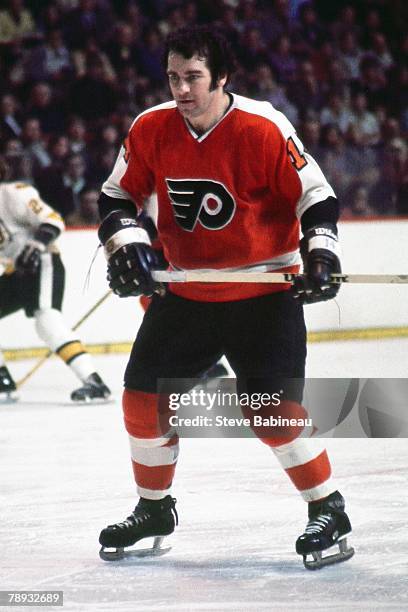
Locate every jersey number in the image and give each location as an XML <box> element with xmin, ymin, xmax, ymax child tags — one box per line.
<box><xmin>287</xmin><ymin>136</ymin><xmax>308</xmax><ymax>171</ymax></box>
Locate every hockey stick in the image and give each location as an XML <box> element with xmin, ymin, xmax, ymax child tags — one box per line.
<box><xmin>16</xmin><ymin>290</ymin><xmax>112</xmax><ymax>389</ymax></box>
<box><xmin>152</xmin><ymin>271</ymin><xmax>408</xmax><ymax>285</ymax></box>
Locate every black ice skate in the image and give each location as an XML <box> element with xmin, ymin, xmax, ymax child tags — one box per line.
<box><xmin>70</xmin><ymin>373</ymin><xmax>111</xmax><ymax>402</ymax></box>
<box><xmin>0</xmin><ymin>366</ymin><xmax>18</xmax><ymax>403</ymax></box>
<box><xmin>99</xmin><ymin>496</ymin><xmax>178</xmax><ymax>561</ymax></box>
<box><xmin>296</xmin><ymin>490</ymin><xmax>354</xmax><ymax>570</ymax></box>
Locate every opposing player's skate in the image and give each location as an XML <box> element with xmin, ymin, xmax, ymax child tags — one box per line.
<box><xmin>99</xmin><ymin>495</ymin><xmax>178</xmax><ymax>561</ymax></box>
<box><xmin>70</xmin><ymin>372</ymin><xmax>111</xmax><ymax>402</ymax></box>
<box><xmin>0</xmin><ymin>366</ymin><xmax>18</xmax><ymax>403</ymax></box>
<box><xmin>296</xmin><ymin>490</ymin><xmax>354</xmax><ymax>570</ymax></box>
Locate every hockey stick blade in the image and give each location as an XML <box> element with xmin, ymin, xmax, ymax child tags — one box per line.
<box><xmin>152</xmin><ymin>271</ymin><xmax>408</xmax><ymax>285</ymax></box>
<box><xmin>303</xmin><ymin>538</ymin><xmax>355</xmax><ymax>570</ymax></box>
<box><xmin>99</xmin><ymin>536</ymin><xmax>171</xmax><ymax>562</ymax></box>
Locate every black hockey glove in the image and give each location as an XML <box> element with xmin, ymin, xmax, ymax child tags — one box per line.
<box><xmin>98</xmin><ymin>210</ymin><xmax>163</xmax><ymax>298</ymax></box>
<box><xmin>15</xmin><ymin>223</ymin><xmax>60</xmax><ymax>275</ymax></box>
<box><xmin>292</xmin><ymin>224</ymin><xmax>341</xmax><ymax>304</ymax></box>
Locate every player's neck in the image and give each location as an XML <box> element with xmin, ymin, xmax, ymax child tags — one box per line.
<box><xmin>188</xmin><ymin>91</ymin><xmax>231</xmax><ymax>136</ymax></box>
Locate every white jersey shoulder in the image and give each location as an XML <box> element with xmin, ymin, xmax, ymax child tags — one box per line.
<box><xmin>129</xmin><ymin>100</ymin><xmax>177</xmax><ymax>130</ymax></box>
<box><xmin>232</xmin><ymin>93</ymin><xmax>295</xmax><ymax>140</ymax></box>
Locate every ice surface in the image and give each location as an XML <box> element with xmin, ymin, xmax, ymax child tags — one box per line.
<box><xmin>1</xmin><ymin>341</ymin><xmax>408</xmax><ymax>611</ymax></box>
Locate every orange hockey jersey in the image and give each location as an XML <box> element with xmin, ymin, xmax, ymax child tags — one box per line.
<box><xmin>102</xmin><ymin>93</ymin><xmax>335</xmax><ymax>301</ymax></box>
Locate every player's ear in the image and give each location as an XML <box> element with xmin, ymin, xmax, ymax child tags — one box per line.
<box><xmin>217</xmin><ymin>73</ymin><xmax>227</xmax><ymax>88</ymax></box>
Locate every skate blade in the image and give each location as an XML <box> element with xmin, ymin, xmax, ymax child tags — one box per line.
<box><xmin>71</xmin><ymin>397</ymin><xmax>115</xmax><ymax>406</ymax></box>
<box><xmin>0</xmin><ymin>392</ymin><xmax>19</xmax><ymax>404</ymax></box>
<box><xmin>99</xmin><ymin>536</ymin><xmax>171</xmax><ymax>562</ymax></box>
<box><xmin>303</xmin><ymin>537</ymin><xmax>355</xmax><ymax>570</ymax></box>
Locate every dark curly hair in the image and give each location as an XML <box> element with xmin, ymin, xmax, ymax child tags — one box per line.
<box><xmin>164</xmin><ymin>25</ymin><xmax>236</xmax><ymax>90</ymax></box>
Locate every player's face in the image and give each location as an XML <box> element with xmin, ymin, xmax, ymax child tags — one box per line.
<box><xmin>167</xmin><ymin>52</ymin><xmax>227</xmax><ymax>131</ymax></box>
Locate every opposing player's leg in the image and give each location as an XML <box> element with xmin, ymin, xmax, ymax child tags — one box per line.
<box><xmin>28</xmin><ymin>253</ymin><xmax>110</xmax><ymax>402</ymax></box>
<box><xmin>99</xmin><ymin>292</ymin><xmax>223</xmax><ymax>560</ymax></box>
<box><xmin>34</xmin><ymin>308</ymin><xmax>110</xmax><ymax>401</ymax></box>
<box><xmin>224</xmin><ymin>291</ymin><xmax>353</xmax><ymax>569</ymax></box>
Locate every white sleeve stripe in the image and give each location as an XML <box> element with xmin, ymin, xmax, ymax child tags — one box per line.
<box><xmin>295</xmin><ymin>151</ymin><xmax>336</xmax><ymax>219</ymax></box>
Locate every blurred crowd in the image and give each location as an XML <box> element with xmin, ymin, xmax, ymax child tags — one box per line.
<box><xmin>0</xmin><ymin>0</ymin><xmax>407</xmax><ymax>224</ymax></box>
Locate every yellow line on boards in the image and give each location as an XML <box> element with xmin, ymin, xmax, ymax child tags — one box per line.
<box><xmin>4</xmin><ymin>327</ymin><xmax>408</xmax><ymax>361</ymax></box>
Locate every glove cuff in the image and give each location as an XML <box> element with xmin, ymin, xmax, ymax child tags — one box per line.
<box><xmin>99</xmin><ymin>210</ymin><xmax>151</xmax><ymax>260</ymax></box>
<box><xmin>305</xmin><ymin>224</ymin><xmax>341</xmax><ymax>258</ymax></box>
<box><xmin>34</xmin><ymin>223</ymin><xmax>60</xmax><ymax>247</ymax></box>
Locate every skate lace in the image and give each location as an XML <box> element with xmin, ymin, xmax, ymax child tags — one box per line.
<box><xmin>305</xmin><ymin>513</ymin><xmax>333</xmax><ymax>535</ymax></box>
<box><xmin>112</xmin><ymin>511</ymin><xmax>150</xmax><ymax>530</ymax></box>
<box><xmin>109</xmin><ymin>498</ymin><xmax>178</xmax><ymax>530</ymax></box>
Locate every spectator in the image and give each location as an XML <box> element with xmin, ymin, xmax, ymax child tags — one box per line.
<box><xmin>299</xmin><ymin>117</ymin><xmax>322</xmax><ymax>159</ymax></box>
<box><xmin>2</xmin><ymin>137</ymin><xmax>33</xmax><ymax>182</ymax></box>
<box><xmin>36</xmin><ymin>152</ymin><xmax>88</xmax><ymax>218</ymax></box>
<box><xmin>72</xmin><ymin>36</ymin><xmax>116</xmax><ymax>82</ymax></box>
<box><xmin>268</xmin><ymin>33</ymin><xmax>297</xmax><ymax>84</ymax></box>
<box><xmin>337</xmin><ymin>30</ymin><xmax>363</xmax><ymax>81</ymax></box>
<box><xmin>66</xmin><ymin>115</ymin><xmax>88</xmax><ymax>155</ymax></box>
<box><xmin>136</xmin><ymin>27</ymin><xmax>166</xmax><ymax>86</ymax></box>
<box><xmin>0</xmin><ymin>93</ymin><xmax>23</xmax><ymax>140</ymax></box>
<box><xmin>47</xmin><ymin>134</ymin><xmax>70</xmax><ymax>170</ymax></box>
<box><xmin>374</xmin><ymin>138</ymin><xmax>408</xmax><ymax>215</ymax></box>
<box><xmin>65</xmin><ymin>185</ymin><xmax>100</xmax><ymax>225</ymax></box>
<box><xmin>216</xmin><ymin>5</ymin><xmax>241</xmax><ymax>52</ymax></box>
<box><xmin>27</xmin><ymin>82</ymin><xmax>66</xmax><ymax>135</ymax></box>
<box><xmin>330</xmin><ymin>4</ymin><xmax>361</xmax><ymax>44</ymax></box>
<box><xmin>357</xmin><ymin>55</ymin><xmax>388</xmax><ymax>109</ymax></box>
<box><xmin>37</xmin><ymin>2</ymin><xmax>64</xmax><ymax>34</ymax></box>
<box><xmin>115</xmin><ymin>63</ymin><xmax>145</xmax><ymax>116</ymax></box>
<box><xmin>349</xmin><ymin>92</ymin><xmax>380</xmax><ymax>147</ymax></box>
<box><xmin>237</xmin><ymin>27</ymin><xmax>269</xmax><ymax>71</ymax></box>
<box><xmin>105</xmin><ymin>21</ymin><xmax>139</xmax><ymax>74</ymax></box>
<box><xmin>366</xmin><ymin>32</ymin><xmax>394</xmax><ymax>72</ymax></box>
<box><xmin>292</xmin><ymin>2</ymin><xmax>325</xmax><ymax>56</ymax></box>
<box><xmin>341</xmin><ymin>184</ymin><xmax>377</xmax><ymax>219</ymax></box>
<box><xmin>0</xmin><ymin>0</ymin><xmax>36</xmax><ymax>45</ymax></box>
<box><xmin>261</xmin><ymin>0</ymin><xmax>292</xmax><ymax>43</ymax></box>
<box><xmin>388</xmin><ymin>65</ymin><xmax>408</xmax><ymax>129</ymax></box>
<box><xmin>24</xmin><ymin>28</ymin><xmax>72</xmax><ymax>82</ymax></box>
<box><xmin>62</xmin><ymin>0</ymin><xmax>112</xmax><ymax>49</ymax></box>
<box><xmin>69</xmin><ymin>57</ymin><xmax>118</xmax><ymax>123</ymax></box>
<box><xmin>21</xmin><ymin>117</ymin><xmax>51</xmax><ymax>176</ymax></box>
<box><xmin>345</xmin><ymin>122</ymin><xmax>379</xmax><ymax>192</ymax></box>
<box><xmin>288</xmin><ymin>60</ymin><xmax>324</xmax><ymax>118</ymax></box>
<box><xmin>319</xmin><ymin>124</ymin><xmax>354</xmax><ymax>200</ymax></box>
<box><xmin>320</xmin><ymin>92</ymin><xmax>352</xmax><ymax>135</ymax></box>
<box><xmin>251</xmin><ymin>63</ymin><xmax>298</xmax><ymax>125</ymax></box>
<box><xmin>158</xmin><ymin>5</ymin><xmax>186</xmax><ymax>37</ymax></box>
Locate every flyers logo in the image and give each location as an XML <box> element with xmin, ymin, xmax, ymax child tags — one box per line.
<box><xmin>166</xmin><ymin>179</ymin><xmax>236</xmax><ymax>231</ymax></box>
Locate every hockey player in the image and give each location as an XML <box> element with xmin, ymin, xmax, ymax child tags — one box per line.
<box><xmin>96</xmin><ymin>26</ymin><xmax>353</xmax><ymax>569</ymax></box>
<box><xmin>0</xmin><ymin>157</ymin><xmax>110</xmax><ymax>403</ymax></box>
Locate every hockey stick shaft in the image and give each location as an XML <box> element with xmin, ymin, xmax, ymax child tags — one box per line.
<box><xmin>16</xmin><ymin>290</ymin><xmax>112</xmax><ymax>389</ymax></box>
<box><xmin>152</xmin><ymin>271</ymin><xmax>408</xmax><ymax>285</ymax></box>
